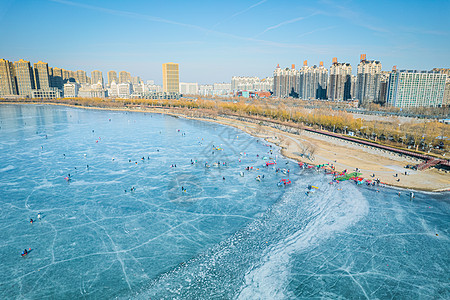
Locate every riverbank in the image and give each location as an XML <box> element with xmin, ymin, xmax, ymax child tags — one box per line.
<box><xmin>2</xmin><ymin>101</ymin><xmax>449</xmax><ymax>191</ymax></box>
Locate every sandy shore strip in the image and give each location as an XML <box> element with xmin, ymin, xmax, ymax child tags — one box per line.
<box><xmin>2</xmin><ymin>102</ymin><xmax>449</xmax><ymax>192</ymax></box>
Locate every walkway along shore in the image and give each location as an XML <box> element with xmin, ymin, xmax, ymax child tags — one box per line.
<box><xmin>2</xmin><ymin>101</ymin><xmax>449</xmax><ymax>192</ymax></box>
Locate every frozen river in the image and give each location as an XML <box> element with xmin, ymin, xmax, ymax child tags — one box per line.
<box><xmin>0</xmin><ymin>104</ymin><xmax>449</xmax><ymax>299</ymax></box>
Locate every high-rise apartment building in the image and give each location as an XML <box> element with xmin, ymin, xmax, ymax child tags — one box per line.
<box><xmin>232</xmin><ymin>76</ymin><xmax>259</xmax><ymax>91</ymax></box>
<box><xmin>298</xmin><ymin>60</ymin><xmax>328</xmax><ymax>100</ymax></box>
<box><xmin>356</xmin><ymin>54</ymin><xmax>382</xmax><ymax>106</ymax></box>
<box><xmin>386</xmin><ymin>69</ymin><xmax>447</xmax><ymax>107</ymax></box>
<box><xmin>13</xmin><ymin>59</ymin><xmax>35</xmax><ymax>97</ymax></box>
<box><xmin>180</xmin><ymin>82</ymin><xmax>199</xmax><ymax>94</ymax></box>
<box><xmin>162</xmin><ymin>63</ymin><xmax>179</xmax><ymax>93</ymax></box>
<box><xmin>75</xmin><ymin>70</ymin><xmax>89</xmax><ymax>84</ymax></box>
<box><xmin>0</xmin><ymin>58</ymin><xmax>17</xmax><ymax>96</ymax></box>
<box><xmin>119</xmin><ymin>71</ymin><xmax>131</xmax><ymax>84</ymax></box>
<box><xmin>433</xmin><ymin>68</ymin><xmax>450</xmax><ymax>106</ymax></box>
<box><xmin>68</xmin><ymin>70</ymin><xmax>77</xmax><ymax>82</ymax></box>
<box><xmin>62</xmin><ymin>69</ymin><xmax>70</xmax><ymax>81</ymax></box>
<box><xmin>350</xmin><ymin>75</ymin><xmax>357</xmax><ymax>99</ymax></box>
<box><xmin>131</xmin><ymin>76</ymin><xmax>141</xmax><ymax>85</ymax></box>
<box><xmin>273</xmin><ymin>64</ymin><xmax>299</xmax><ymax>98</ymax></box>
<box><xmin>432</xmin><ymin>68</ymin><xmax>450</xmax><ymax>76</ymax></box>
<box><xmin>327</xmin><ymin>58</ymin><xmax>352</xmax><ymax>101</ymax></box>
<box><xmin>34</xmin><ymin>61</ymin><xmax>51</xmax><ymax>90</ymax></box>
<box><xmin>377</xmin><ymin>71</ymin><xmax>390</xmax><ymax>105</ymax></box>
<box><xmin>51</xmin><ymin>67</ymin><xmax>64</xmax><ymax>90</ymax></box>
<box><xmin>443</xmin><ymin>78</ymin><xmax>450</xmax><ymax>106</ymax></box>
<box><xmin>91</xmin><ymin>70</ymin><xmax>103</xmax><ymax>86</ymax></box>
<box><xmin>231</xmin><ymin>76</ymin><xmax>274</xmax><ymax>91</ymax></box>
<box><xmin>107</xmin><ymin>71</ymin><xmax>117</xmax><ymax>86</ymax></box>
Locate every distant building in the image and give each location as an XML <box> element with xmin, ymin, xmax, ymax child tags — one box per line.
<box><xmin>132</xmin><ymin>82</ymin><xmax>146</xmax><ymax>96</ymax></box>
<box><xmin>298</xmin><ymin>60</ymin><xmax>328</xmax><ymax>100</ymax></box>
<box><xmin>140</xmin><ymin>92</ymin><xmax>180</xmax><ymax>100</ymax></box>
<box><xmin>108</xmin><ymin>81</ymin><xmax>119</xmax><ymax>97</ymax></box>
<box><xmin>31</xmin><ymin>88</ymin><xmax>61</xmax><ymax>99</ymax></box>
<box><xmin>356</xmin><ymin>54</ymin><xmax>382</xmax><ymax>106</ymax></box>
<box><xmin>51</xmin><ymin>67</ymin><xmax>64</xmax><ymax>90</ymax></box>
<box><xmin>350</xmin><ymin>75</ymin><xmax>357</xmax><ymax>99</ymax></box>
<box><xmin>78</xmin><ymin>82</ymin><xmax>107</xmax><ymax>98</ymax></box>
<box><xmin>91</xmin><ymin>70</ymin><xmax>103</xmax><ymax>86</ymax></box>
<box><xmin>199</xmin><ymin>84</ymin><xmax>213</xmax><ymax>96</ymax></box>
<box><xmin>258</xmin><ymin>77</ymin><xmax>274</xmax><ymax>92</ymax></box>
<box><xmin>273</xmin><ymin>64</ymin><xmax>299</xmax><ymax>98</ymax></box>
<box><xmin>63</xmin><ymin>82</ymin><xmax>79</xmax><ymax>97</ymax></box>
<box><xmin>232</xmin><ymin>76</ymin><xmax>258</xmax><ymax>91</ymax></box>
<box><xmin>432</xmin><ymin>68</ymin><xmax>450</xmax><ymax>77</ymax></box>
<box><xmin>327</xmin><ymin>58</ymin><xmax>352</xmax><ymax>101</ymax></box>
<box><xmin>162</xmin><ymin>63</ymin><xmax>180</xmax><ymax>93</ymax></box>
<box><xmin>34</xmin><ymin>61</ymin><xmax>51</xmax><ymax>90</ymax></box>
<box><xmin>74</xmin><ymin>70</ymin><xmax>89</xmax><ymax>84</ymax></box>
<box><xmin>107</xmin><ymin>71</ymin><xmax>117</xmax><ymax>87</ymax></box>
<box><xmin>434</xmin><ymin>68</ymin><xmax>450</xmax><ymax>106</ymax></box>
<box><xmin>231</xmin><ymin>76</ymin><xmax>273</xmax><ymax>92</ymax></box>
<box><xmin>213</xmin><ymin>82</ymin><xmax>231</xmax><ymax>95</ymax></box>
<box><xmin>386</xmin><ymin>69</ymin><xmax>447</xmax><ymax>107</ymax></box>
<box><xmin>444</xmin><ymin>78</ymin><xmax>450</xmax><ymax>106</ymax></box>
<box><xmin>377</xmin><ymin>71</ymin><xmax>390</xmax><ymax>105</ymax></box>
<box><xmin>0</xmin><ymin>58</ymin><xmax>17</xmax><ymax>96</ymax></box>
<box><xmin>131</xmin><ymin>76</ymin><xmax>141</xmax><ymax>85</ymax></box>
<box><xmin>13</xmin><ymin>59</ymin><xmax>35</xmax><ymax>97</ymax></box>
<box><xmin>118</xmin><ymin>82</ymin><xmax>132</xmax><ymax>98</ymax></box>
<box><xmin>180</xmin><ymin>82</ymin><xmax>199</xmax><ymax>95</ymax></box>
<box><xmin>62</xmin><ymin>69</ymin><xmax>70</xmax><ymax>81</ymax></box>
<box><xmin>119</xmin><ymin>71</ymin><xmax>131</xmax><ymax>84</ymax></box>
<box><xmin>68</xmin><ymin>70</ymin><xmax>77</xmax><ymax>82</ymax></box>
<box><xmin>146</xmin><ymin>83</ymin><xmax>162</xmax><ymax>93</ymax></box>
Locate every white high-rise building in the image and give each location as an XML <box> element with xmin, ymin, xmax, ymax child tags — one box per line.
<box><xmin>199</xmin><ymin>84</ymin><xmax>213</xmax><ymax>96</ymax></box>
<box><xmin>231</xmin><ymin>76</ymin><xmax>273</xmax><ymax>91</ymax></box>
<box><xmin>213</xmin><ymin>82</ymin><xmax>231</xmax><ymax>95</ymax></box>
<box><xmin>386</xmin><ymin>69</ymin><xmax>447</xmax><ymax>108</ymax></box>
<box><xmin>179</xmin><ymin>82</ymin><xmax>199</xmax><ymax>95</ymax></box>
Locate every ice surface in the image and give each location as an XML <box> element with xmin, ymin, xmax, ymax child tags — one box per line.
<box><xmin>0</xmin><ymin>104</ymin><xmax>295</xmax><ymax>299</ymax></box>
<box><xmin>0</xmin><ymin>105</ymin><xmax>449</xmax><ymax>299</ymax></box>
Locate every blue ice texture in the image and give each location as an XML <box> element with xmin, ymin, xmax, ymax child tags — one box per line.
<box><xmin>0</xmin><ymin>104</ymin><xmax>448</xmax><ymax>299</ymax></box>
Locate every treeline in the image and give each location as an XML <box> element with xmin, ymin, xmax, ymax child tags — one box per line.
<box><xmin>1</xmin><ymin>97</ymin><xmax>448</xmax><ymax>155</ymax></box>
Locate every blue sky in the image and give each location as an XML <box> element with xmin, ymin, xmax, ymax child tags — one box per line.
<box><xmin>1</xmin><ymin>0</ymin><xmax>449</xmax><ymax>84</ymax></box>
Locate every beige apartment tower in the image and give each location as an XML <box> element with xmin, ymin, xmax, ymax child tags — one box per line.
<box><xmin>91</xmin><ymin>70</ymin><xmax>103</xmax><ymax>86</ymax></box>
<box><xmin>34</xmin><ymin>61</ymin><xmax>51</xmax><ymax>90</ymax></box>
<box><xmin>0</xmin><ymin>58</ymin><xmax>18</xmax><ymax>96</ymax></box>
<box><xmin>119</xmin><ymin>71</ymin><xmax>131</xmax><ymax>83</ymax></box>
<box><xmin>107</xmin><ymin>71</ymin><xmax>117</xmax><ymax>86</ymax></box>
<box><xmin>162</xmin><ymin>63</ymin><xmax>179</xmax><ymax>93</ymax></box>
<box><xmin>14</xmin><ymin>59</ymin><xmax>35</xmax><ymax>96</ymax></box>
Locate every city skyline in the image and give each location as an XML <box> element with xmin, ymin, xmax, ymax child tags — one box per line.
<box><xmin>1</xmin><ymin>0</ymin><xmax>449</xmax><ymax>84</ymax></box>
